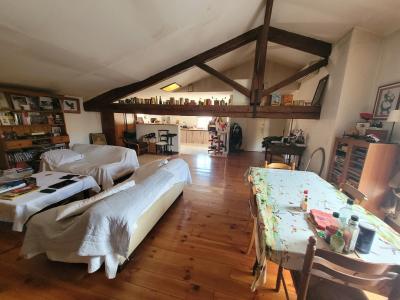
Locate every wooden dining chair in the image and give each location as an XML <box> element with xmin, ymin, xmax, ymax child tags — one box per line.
<box><xmin>265</xmin><ymin>161</ymin><xmax>296</xmax><ymax>170</ymax></box>
<box><xmin>296</xmin><ymin>236</ymin><xmax>400</xmax><ymax>300</ymax></box>
<box><xmin>339</xmin><ymin>182</ymin><xmax>368</xmax><ymax>205</ymax></box>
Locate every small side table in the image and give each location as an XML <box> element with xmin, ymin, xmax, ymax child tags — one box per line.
<box><xmin>0</xmin><ymin>171</ymin><xmax>100</xmax><ymax>231</ymax></box>
<box><xmin>265</xmin><ymin>143</ymin><xmax>306</xmax><ymax>169</ymax></box>
<box><xmin>148</xmin><ymin>142</ymin><xmax>157</xmax><ymax>154</ymax></box>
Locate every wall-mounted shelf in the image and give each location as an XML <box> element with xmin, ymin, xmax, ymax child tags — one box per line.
<box><xmin>104</xmin><ymin>104</ymin><xmax>321</xmax><ymax>119</ymax></box>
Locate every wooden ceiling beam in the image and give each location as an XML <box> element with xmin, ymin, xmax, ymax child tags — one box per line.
<box><xmin>196</xmin><ymin>63</ymin><xmax>250</xmax><ymax>97</ymax></box>
<box><xmin>250</xmin><ymin>0</ymin><xmax>274</xmax><ymax>105</ymax></box>
<box><xmin>262</xmin><ymin>58</ymin><xmax>328</xmax><ymax>96</ymax></box>
<box><xmin>84</xmin><ymin>27</ymin><xmax>260</xmax><ymax>110</ymax></box>
<box><xmin>95</xmin><ymin>103</ymin><xmax>321</xmax><ymax>119</ymax></box>
<box><xmin>84</xmin><ymin>25</ymin><xmax>331</xmax><ymax>111</ymax></box>
<box><xmin>268</xmin><ymin>27</ymin><xmax>331</xmax><ymax>58</ymax></box>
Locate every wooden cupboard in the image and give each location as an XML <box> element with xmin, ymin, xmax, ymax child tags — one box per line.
<box><xmin>328</xmin><ymin>137</ymin><xmax>399</xmax><ymax>218</ymax></box>
<box><xmin>180</xmin><ymin>129</ymin><xmax>208</xmax><ymax>144</ymax></box>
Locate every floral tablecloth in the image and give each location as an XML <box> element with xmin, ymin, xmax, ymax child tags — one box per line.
<box><xmin>248</xmin><ymin>167</ymin><xmax>400</xmax><ymax>290</ymax></box>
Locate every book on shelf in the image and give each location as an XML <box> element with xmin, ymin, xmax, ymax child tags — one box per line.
<box><xmin>0</xmin><ymin>112</ymin><xmax>18</xmax><ymax>125</ymax></box>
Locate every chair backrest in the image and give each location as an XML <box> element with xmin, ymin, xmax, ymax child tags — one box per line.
<box><xmin>265</xmin><ymin>161</ymin><xmax>295</xmax><ymax>170</ymax></box>
<box><xmin>298</xmin><ymin>236</ymin><xmax>400</xmax><ymax>300</ymax></box>
<box><xmin>158</xmin><ymin>129</ymin><xmax>169</xmax><ymax>142</ymax></box>
<box><xmin>339</xmin><ymin>182</ymin><xmax>368</xmax><ymax>205</ymax></box>
<box><xmin>89</xmin><ymin>133</ymin><xmax>107</xmax><ymax>145</ymax></box>
<box><xmin>304</xmin><ymin>147</ymin><xmax>325</xmax><ymax>176</ymax></box>
<box><xmin>123</xmin><ymin>131</ymin><xmax>137</xmax><ymax>142</ymax></box>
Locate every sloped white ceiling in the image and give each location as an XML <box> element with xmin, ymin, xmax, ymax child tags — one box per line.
<box><xmin>0</xmin><ymin>0</ymin><xmax>399</xmax><ymax>99</ymax></box>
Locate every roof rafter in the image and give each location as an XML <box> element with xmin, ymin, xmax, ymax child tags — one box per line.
<box><xmin>84</xmin><ymin>23</ymin><xmax>331</xmax><ymax>111</ymax></box>
<box><xmin>263</xmin><ymin>58</ymin><xmax>329</xmax><ymax>96</ymax></box>
<box><xmin>196</xmin><ymin>63</ymin><xmax>250</xmax><ymax>97</ymax></box>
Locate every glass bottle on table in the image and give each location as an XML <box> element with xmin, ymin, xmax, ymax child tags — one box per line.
<box><xmin>339</xmin><ymin>198</ymin><xmax>354</xmax><ymax>227</ymax></box>
<box><xmin>343</xmin><ymin>215</ymin><xmax>360</xmax><ymax>253</ymax></box>
<box><xmin>330</xmin><ymin>230</ymin><xmax>345</xmax><ymax>253</ymax></box>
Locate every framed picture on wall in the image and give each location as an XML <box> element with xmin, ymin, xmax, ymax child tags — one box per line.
<box><xmin>373</xmin><ymin>82</ymin><xmax>400</xmax><ymax>120</ymax></box>
<box><xmin>10</xmin><ymin>95</ymin><xmax>29</xmax><ymax>110</ymax></box>
<box><xmin>311</xmin><ymin>75</ymin><xmax>329</xmax><ymax>106</ymax></box>
<box><xmin>62</xmin><ymin>97</ymin><xmax>80</xmax><ymax>114</ymax></box>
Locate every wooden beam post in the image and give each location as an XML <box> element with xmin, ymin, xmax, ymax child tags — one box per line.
<box><xmin>100</xmin><ymin>111</ymin><xmax>117</xmax><ymax>145</ymax></box>
<box><xmin>196</xmin><ymin>63</ymin><xmax>250</xmax><ymax>97</ymax></box>
<box><xmin>262</xmin><ymin>58</ymin><xmax>328</xmax><ymax>96</ymax></box>
<box><xmin>250</xmin><ymin>0</ymin><xmax>274</xmax><ymax>106</ymax></box>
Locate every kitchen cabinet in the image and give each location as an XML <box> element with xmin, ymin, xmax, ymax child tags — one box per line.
<box><xmin>180</xmin><ymin>129</ymin><xmax>208</xmax><ymax>144</ymax></box>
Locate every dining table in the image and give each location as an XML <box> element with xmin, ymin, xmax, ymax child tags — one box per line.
<box><xmin>247</xmin><ymin>167</ymin><xmax>400</xmax><ymax>291</ymax></box>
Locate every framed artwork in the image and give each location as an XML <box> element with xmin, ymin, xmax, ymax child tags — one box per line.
<box><xmin>282</xmin><ymin>94</ymin><xmax>293</xmax><ymax>106</ymax></box>
<box><xmin>0</xmin><ymin>92</ymin><xmax>10</xmax><ymax>109</ymax></box>
<box><xmin>39</xmin><ymin>96</ymin><xmax>54</xmax><ymax>110</ymax></box>
<box><xmin>271</xmin><ymin>93</ymin><xmax>281</xmax><ymax>106</ymax></box>
<box><xmin>62</xmin><ymin>98</ymin><xmax>80</xmax><ymax>113</ymax></box>
<box><xmin>11</xmin><ymin>95</ymin><xmax>29</xmax><ymax>110</ymax></box>
<box><xmin>311</xmin><ymin>75</ymin><xmax>329</xmax><ymax>106</ymax></box>
<box><xmin>51</xmin><ymin>126</ymin><xmax>62</xmax><ymax>136</ymax></box>
<box><xmin>89</xmin><ymin>133</ymin><xmax>107</xmax><ymax>145</ymax></box>
<box><xmin>26</xmin><ymin>97</ymin><xmax>40</xmax><ymax>111</ymax></box>
<box><xmin>373</xmin><ymin>82</ymin><xmax>400</xmax><ymax>120</ymax></box>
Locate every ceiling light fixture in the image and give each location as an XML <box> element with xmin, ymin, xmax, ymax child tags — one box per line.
<box><xmin>161</xmin><ymin>82</ymin><xmax>181</xmax><ymax>92</ymax></box>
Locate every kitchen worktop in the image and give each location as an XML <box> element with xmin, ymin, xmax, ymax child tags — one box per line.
<box><xmin>180</xmin><ymin>128</ymin><xmax>208</xmax><ymax>131</ymax></box>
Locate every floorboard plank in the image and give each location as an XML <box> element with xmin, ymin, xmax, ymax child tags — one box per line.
<box><xmin>0</xmin><ymin>152</ymin><xmax>296</xmax><ymax>299</ymax></box>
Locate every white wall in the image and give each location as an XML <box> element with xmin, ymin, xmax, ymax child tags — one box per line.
<box><xmin>291</xmin><ymin>32</ymin><xmax>352</xmax><ymax>176</ymax></box>
<box><xmin>292</xmin><ymin>28</ymin><xmax>383</xmax><ymax>177</ymax></box>
<box><xmin>333</xmin><ymin>28</ymin><xmax>382</xmax><ymax>137</ymax></box>
<box><xmin>64</xmin><ymin>97</ymin><xmax>102</xmax><ymax>145</ymax></box>
<box><xmin>369</xmin><ymin>29</ymin><xmax>400</xmax><ymax>142</ymax></box>
<box><xmin>230</xmin><ymin>79</ymin><xmax>286</xmax><ymax>151</ymax></box>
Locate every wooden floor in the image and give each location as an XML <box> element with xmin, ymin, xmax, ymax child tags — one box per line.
<box><xmin>0</xmin><ymin>152</ymin><xmax>296</xmax><ymax>300</ymax></box>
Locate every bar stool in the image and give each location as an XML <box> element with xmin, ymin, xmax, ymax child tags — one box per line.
<box><xmin>165</xmin><ymin>133</ymin><xmax>177</xmax><ymax>154</ymax></box>
<box><xmin>156</xmin><ymin>130</ymin><xmax>169</xmax><ymax>154</ymax></box>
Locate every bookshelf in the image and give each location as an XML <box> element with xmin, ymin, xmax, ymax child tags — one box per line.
<box><xmin>0</xmin><ymin>88</ymin><xmax>70</xmax><ymax>171</ymax></box>
<box><xmin>328</xmin><ymin>137</ymin><xmax>399</xmax><ymax>218</ymax></box>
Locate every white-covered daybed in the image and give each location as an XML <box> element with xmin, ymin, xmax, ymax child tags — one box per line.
<box><xmin>21</xmin><ymin>158</ymin><xmax>191</xmax><ymax>278</ymax></box>
<box><xmin>40</xmin><ymin>144</ymin><xmax>140</xmax><ymax>190</ymax></box>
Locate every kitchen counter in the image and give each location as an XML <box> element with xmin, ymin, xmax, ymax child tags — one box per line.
<box><xmin>181</xmin><ymin>128</ymin><xmax>208</xmax><ymax>131</ymax></box>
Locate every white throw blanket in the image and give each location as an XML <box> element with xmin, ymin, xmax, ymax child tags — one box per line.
<box><xmin>41</xmin><ymin>144</ymin><xmax>140</xmax><ymax>189</ymax></box>
<box><xmin>21</xmin><ymin>159</ymin><xmax>191</xmax><ymax>278</ymax></box>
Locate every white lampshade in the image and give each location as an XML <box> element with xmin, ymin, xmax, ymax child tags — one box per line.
<box><xmin>387</xmin><ymin>110</ymin><xmax>400</xmax><ymax>122</ymax></box>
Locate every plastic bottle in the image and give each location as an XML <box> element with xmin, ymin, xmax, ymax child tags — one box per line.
<box><xmin>343</xmin><ymin>215</ymin><xmax>360</xmax><ymax>253</ymax></box>
<box><xmin>339</xmin><ymin>198</ymin><xmax>354</xmax><ymax>227</ymax></box>
<box><xmin>300</xmin><ymin>190</ymin><xmax>308</xmax><ymax>212</ymax></box>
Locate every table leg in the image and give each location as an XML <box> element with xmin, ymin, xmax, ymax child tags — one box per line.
<box><xmin>298</xmin><ymin>154</ymin><xmax>303</xmax><ymax>170</ymax></box>
<box><xmin>275</xmin><ymin>264</ymin><xmax>283</xmax><ymax>292</ymax></box>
